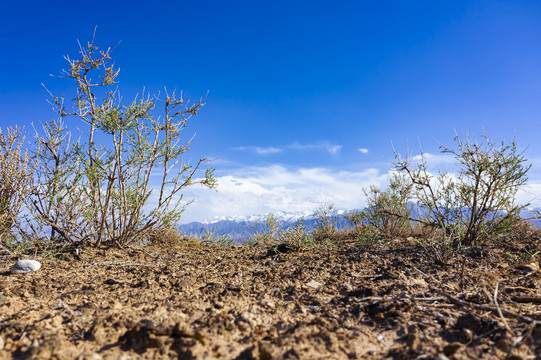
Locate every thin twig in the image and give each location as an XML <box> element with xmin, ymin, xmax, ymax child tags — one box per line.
<box><xmin>89</xmin><ymin>262</ymin><xmax>159</xmax><ymax>268</ymax></box>
<box><xmin>429</xmin><ymin>286</ymin><xmax>539</xmax><ymax>325</ymax></box>
<box><xmin>128</xmin><ymin>247</ymin><xmax>160</xmax><ymax>259</ymax></box>
<box><xmin>493</xmin><ymin>281</ymin><xmax>513</xmax><ymax>333</ymax></box>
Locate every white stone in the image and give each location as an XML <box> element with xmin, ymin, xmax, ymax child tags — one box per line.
<box><xmin>305</xmin><ymin>280</ymin><xmax>322</xmax><ymax>289</ymax></box>
<box><xmin>11</xmin><ymin>260</ymin><xmax>41</xmax><ymax>273</ymax></box>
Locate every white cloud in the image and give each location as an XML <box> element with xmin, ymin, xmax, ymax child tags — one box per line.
<box><xmin>232</xmin><ymin>146</ymin><xmax>283</xmax><ymax>155</ymax></box>
<box><xmin>233</xmin><ymin>141</ymin><xmax>344</xmax><ymax>156</ymax></box>
<box><xmin>358</xmin><ymin>148</ymin><xmax>369</xmax><ymax>154</ymax></box>
<box><xmin>288</xmin><ymin>141</ymin><xmax>343</xmax><ymax>155</ymax></box>
<box><xmin>327</xmin><ymin>145</ymin><xmax>343</xmax><ymax>155</ymax></box>
<box><xmin>256</xmin><ymin>147</ymin><xmax>282</xmax><ymax>155</ymax></box>
<box><xmin>518</xmin><ymin>182</ymin><xmax>541</xmax><ymax>208</ymax></box>
<box><xmin>178</xmin><ymin>164</ymin><xmax>389</xmax><ymax>223</ymax></box>
<box><xmin>411</xmin><ymin>152</ymin><xmax>455</xmax><ymax>164</ymax></box>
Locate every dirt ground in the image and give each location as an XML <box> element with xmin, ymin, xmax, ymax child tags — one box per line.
<box><xmin>1</xmin><ymin>237</ymin><xmax>540</xmax><ymax>359</ymax></box>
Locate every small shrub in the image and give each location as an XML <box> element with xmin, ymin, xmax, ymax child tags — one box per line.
<box><xmin>0</xmin><ymin>127</ymin><xmax>36</xmax><ymax>242</ymax></box>
<box><xmin>344</xmin><ymin>210</ymin><xmax>364</xmax><ymax>230</ymax></box>
<box><xmin>147</xmin><ymin>226</ymin><xmax>200</xmax><ymax>248</ymax></box>
<box><xmin>199</xmin><ymin>228</ymin><xmax>235</xmax><ymax>247</ymax></box>
<box><xmin>278</xmin><ymin>220</ymin><xmax>315</xmax><ymax>249</ymax></box>
<box><xmin>505</xmin><ymin>218</ymin><xmax>540</xmax><ymax>241</ymax></box>
<box><xmin>413</xmin><ymin>234</ymin><xmax>455</xmax><ymax>266</ymax></box>
<box><xmin>27</xmin><ymin>36</ymin><xmax>216</xmax><ymax>248</ymax></box>
<box><xmin>311</xmin><ymin>203</ymin><xmax>338</xmax><ymax>243</ymax></box>
<box><xmin>248</xmin><ymin>214</ymin><xmax>281</xmax><ymax>246</ymax></box>
<box><xmin>4</xmin><ymin>237</ymin><xmax>35</xmax><ymax>254</ymax></box>
<box><xmin>353</xmin><ymin>224</ymin><xmax>385</xmax><ymax>247</ymax></box>
<box><xmin>394</xmin><ymin>131</ymin><xmax>531</xmax><ymax>246</ymax></box>
<box><xmin>358</xmin><ymin>172</ymin><xmax>413</xmax><ymax>239</ymax></box>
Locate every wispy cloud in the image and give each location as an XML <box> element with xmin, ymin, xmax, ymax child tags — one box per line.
<box><xmin>288</xmin><ymin>141</ymin><xmax>343</xmax><ymax>155</ymax></box>
<box><xmin>411</xmin><ymin>152</ymin><xmax>455</xmax><ymax>164</ymax></box>
<box><xmin>358</xmin><ymin>148</ymin><xmax>369</xmax><ymax>154</ymax></box>
<box><xmin>233</xmin><ymin>141</ymin><xmax>343</xmax><ymax>156</ymax></box>
<box><xmin>233</xmin><ymin>146</ymin><xmax>283</xmax><ymax>155</ymax></box>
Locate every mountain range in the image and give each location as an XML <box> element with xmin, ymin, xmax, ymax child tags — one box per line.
<box><xmin>177</xmin><ymin>210</ymin><xmax>353</xmax><ymax>242</ymax></box>
<box><xmin>177</xmin><ymin>207</ymin><xmax>541</xmax><ymax>243</ymax></box>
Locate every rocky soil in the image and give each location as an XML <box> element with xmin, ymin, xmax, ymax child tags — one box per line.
<box><xmin>1</xmin><ymin>238</ymin><xmax>540</xmax><ymax>359</ymax></box>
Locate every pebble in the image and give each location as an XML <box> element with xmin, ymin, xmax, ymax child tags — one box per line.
<box><xmin>11</xmin><ymin>260</ymin><xmax>41</xmax><ymax>274</ymax></box>
<box><xmin>306</xmin><ymin>280</ymin><xmax>322</xmax><ymax>289</ymax></box>
<box><xmin>261</xmin><ymin>299</ymin><xmax>275</xmax><ymax>309</ymax></box>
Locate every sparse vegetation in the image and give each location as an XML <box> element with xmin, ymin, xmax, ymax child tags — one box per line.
<box><xmin>147</xmin><ymin>226</ymin><xmax>201</xmax><ymax>248</ymax></box>
<box><xmin>0</xmin><ymin>33</ymin><xmax>536</xmax><ymax>257</ymax></box>
<box><xmin>199</xmin><ymin>228</ymin><xmax>235</xmax><ymax>247</ymax></box>
<box><xmin>278</xmin><ymin>220</ymin><xmax>315</xmax><ymax>249</ymax></box>
<box><xmin>347</xmin><ymin>172</ymin><xmax>413</xmax><ymax>240</ymax></box>
<box><xmin>248</xmin><ymin>213</ymin><xmax>281</xmax><ymax>246</ymax></box>
<box><xmin>394</xmin><ymin>131</ymin><xmax>531</xmax><ymax>246</ymax></box>
<box><xmin>1</xmin><ymin>37</ymin><xmax>541</xmax><ymax>360</ymax></box>
<box><xmin>311</xmin><ymin>202</ymin><xmax>338</xmax><ymax>243</ymax></box>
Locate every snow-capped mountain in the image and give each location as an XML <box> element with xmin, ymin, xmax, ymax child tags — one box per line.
<box><xmin>177</xmin><ymin>206</ymin><xmax>541</xmax><ymax>243</ymax></box>
<box><xmin>199</xmin><ymin>210</ymin><xmax>316</xmax><ymax>225</ymax></box>
<box><xmin>178</xmin><ymin>209</ymin><xmax>352</xmax><ymax>242</ymax></box>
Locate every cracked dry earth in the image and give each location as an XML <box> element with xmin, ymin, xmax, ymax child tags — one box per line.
<box><xmin>1</xmin><ymin>238</ymin><xmax>541</xmax><ymax>359</ymax></box>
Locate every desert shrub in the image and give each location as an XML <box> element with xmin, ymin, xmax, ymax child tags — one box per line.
<box><xmin>506</xmin><ymin>218</ymin><xmax>540</xmax><ymax>241</ymax></box>
<box><xmin>413</xmin><ymin>233</ymin><xmax>455</xmax><ymax>266</ymax></box>
<box><xmin>394</xmin><ymin>131</ymin><xmax>530</xmax><ymax>246</ymax></box>
<box><xmin>0</xmin><ymin>127</ymin><xmax>36</xmax><ymax>243</ymax></box>
<box><xmin>26</xmin><ymin>37</ymin><xmax>216</xmax><ymax>248</ymax></box>
<box><xmin>278</xmin><ymin>220</ymin><xmax>315</xmax><ymax>249</ymax></box>
<box><xmin>199</xmin><ymin>228</ymin><xmax>235</xmax><ymax>246</ymax></box>
<box><xmin>24</xmin><ymin>119</ymin><xmax>87</xmax><ymax>245</ymax></box>
<box><xmin>248</xmin><ymin>213</ymin><xmax>281</xmax><ymax>246</ymax></box>
<box><xmin>311</xmin><ymin>203</ymin><xmax>338</xmax><ymax>243</ymax></box>
<box><xmin>147</xmin><ymin>226</ymin><xmax>200</xmax><ymax>248</ymax></box>
<box><xmin>349</xmin><ymin>223</ymin><xmax>385</xmax><ymax>246</ymax></box>
<box><xmin>343</xmin><ymin>210</ymin><xmax>364</xmax><ymax>231</ymax></box>
<box><xmin>347</xmin><ymin>172</ymin><xmax>413</xmax><ymax>240</ymax></box>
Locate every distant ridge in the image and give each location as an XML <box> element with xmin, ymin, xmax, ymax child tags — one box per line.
<box><xmin>178</xmin><ymin>209</ymin><xmax>352</xmax><ymax>242</ymax></box>
<box><xmin>177</xmin><ymin>207</ymin><xmax>541</xmax><ymax>242</ymax></box>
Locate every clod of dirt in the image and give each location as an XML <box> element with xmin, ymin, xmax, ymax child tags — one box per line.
<box><xmin>443</xmin><ymin>342</ymin><xmax>463</xmax><ymax>356</ymax></box>
<box><xmin>119</xmin><ymin>319</ymin><xmax>167</xmax><ymax>352</ymax></box>
<box><xmin>264</xmin><ymin>243</ymin><xmax>293</xmax><ymax>257</ymax></box>
<box><xmin>11</xmin><ymin>259</ymin><xmax>41</xmax><ymax>273</ymax></box>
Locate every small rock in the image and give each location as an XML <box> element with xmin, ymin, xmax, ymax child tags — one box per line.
<box><xmin>11</xmin><ymin>260</ymin><xmax>41</xmax><ymax>274</ymax></box>
<box><xmin>306</xmin><ymin>280</ymin><xmax>322</xmax><ymax>289</ymax></box>
<box><xmin>261</xmin><ymin>299</ymin><xmax>275</xmax><ymax>309</ymax></box>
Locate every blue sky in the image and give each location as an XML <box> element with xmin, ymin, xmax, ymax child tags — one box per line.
<box><xmin>2</xmin><ymin>1</ymin><xmax>541</xmax><ymax>223</ymax></box>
